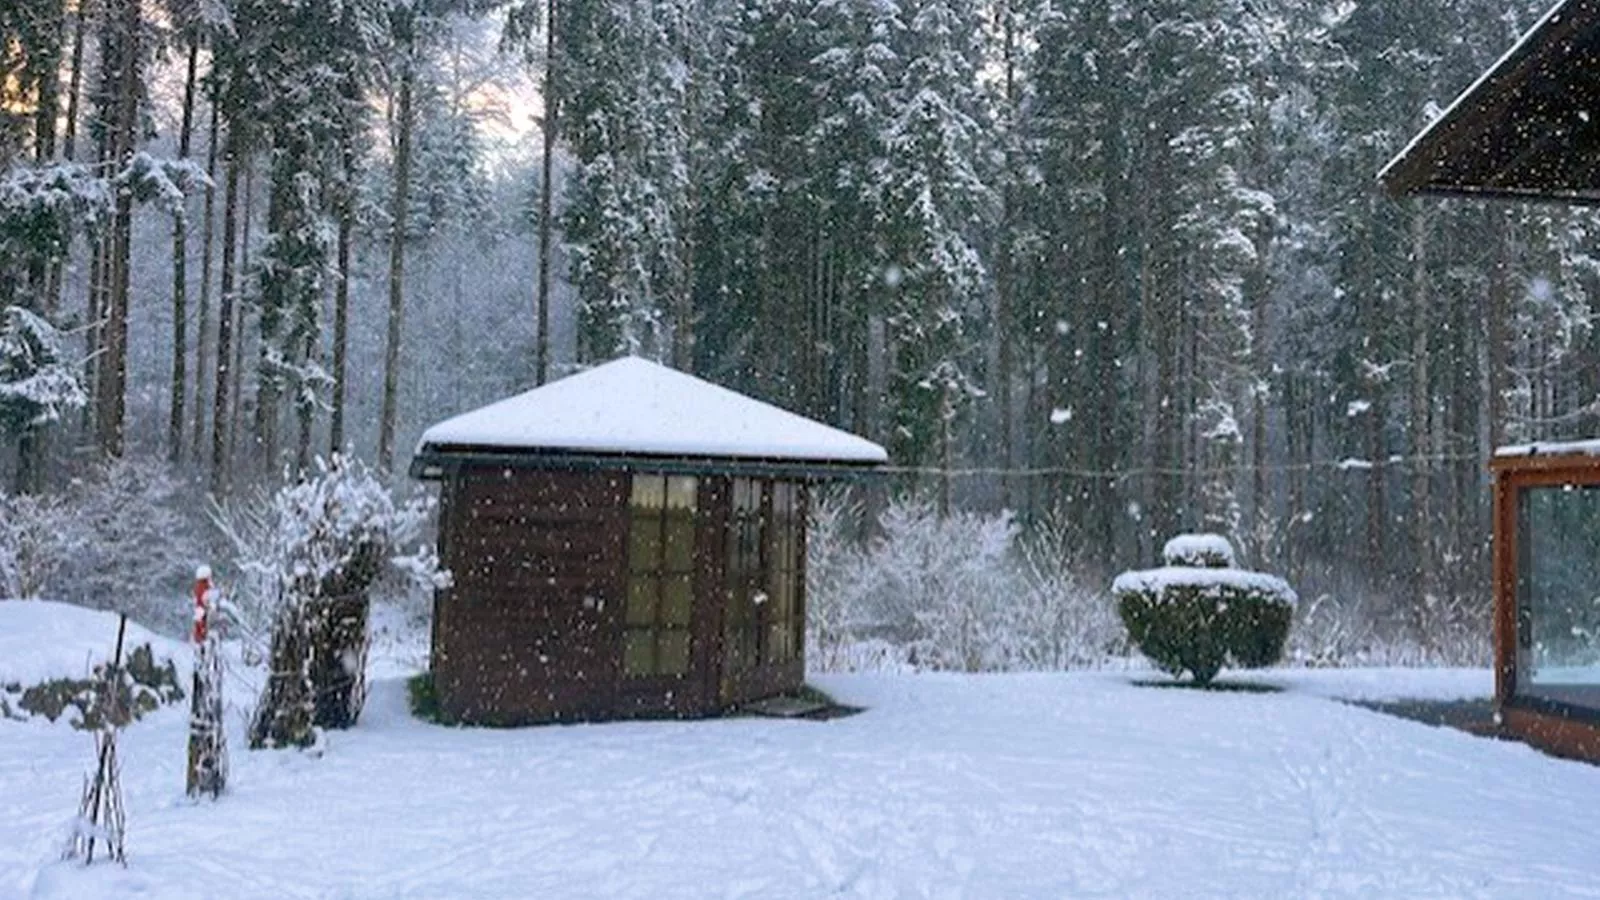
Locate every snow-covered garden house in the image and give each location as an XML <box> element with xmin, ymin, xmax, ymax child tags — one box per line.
<box><xmin>409</xmin><ymin>356</ymin><xmax>886</xmax><ymax>724</ymax></box>
<box><xmin>1383</xmin><ymin>0</ymin><xmax>1600</xmax><ymax>761</ymax></box>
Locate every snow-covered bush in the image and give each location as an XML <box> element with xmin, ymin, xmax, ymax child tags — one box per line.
<box><xmin>0</xmin><ymin>458</ymin><xmax>206</xmax><ymax>630</ymax></box>
<box><xmin>54</xmin><ymin>458</ymin><xmax>208</xmax><ymax>633</ymax></box>
<box><xmin>1011</xmin><ymin>514</ymin><xmax>1126</xmax><ymax>669</ymax></box>
<box><xmin>0</xmin><ymin>490</ymin><xmax>70</xmax><ymax>599</ymax></box>
<box><xmin>806</xmin><ymin>497</ymin><xmax>1118</xmax><ymax>673</ymax></box>
<box><xmin>1285</xmin><ymin>588</ymin><xmax>1489</xmax><ymax>668</ymax></box>
<box><xmin>1112</xmin><ymin>534</ymin><xmax>1296</xmax><ymax>685</ymax></box>
<box><xmin>803</xmin><ymin>493</ymin><xmax>874</xmax><ymax>672</ymax></box>
<box><xmin>239</xmin><ymin>456</ymin><xmax>444</xmax><ymax>748</ymax></box>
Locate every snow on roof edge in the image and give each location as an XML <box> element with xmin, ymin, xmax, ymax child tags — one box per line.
<box><xmin>1377</xmin><ymin>0</ymin><xmax>1571</xmax><ymax>189</ymax></box>
<box><xmin>413</xmin><ymin>357</ymin><xmax>888</xmax><ymax>466</ymax></box>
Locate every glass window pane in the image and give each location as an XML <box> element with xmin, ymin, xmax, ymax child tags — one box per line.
<box><xmin>631</xmin><ymin>475</ymin><xmax>665</xmax><ymax>509</ymax></box>
<box><xmin>627</xmin><ymin>577</ymin><xmax>657</xmax><ymax>626</ymax></box>
<box><xmin>659</xmin><ymin>630</ymin><xmax>690</xmax><ymax>675</ymax></box>
<box><xmin>624</xmin><ymin>630</ymin><xmax>655</xmax><ymax>676</ymax></box>
<box><xmin>629</xmin><ymin>519</ymin><xmax>661</xmax><ymax>571</ymax></box>
<box><xmin>662</xmin><ymin>575</ymin><xmax>692</xmax><ymax>626</ymax></box>
<box><xmin>1517</xmin><ymin>484</ymin><xmax>1600</xmax><ymax>712</ymax></box>
<box><xmin>665</xmin><ymin>514</ymin><xmax>695</xmax><ymax>572</ymax></box>
<box><xmin>667</xmin><ymin>475</ymin><xmax>698</xmax><ymax>510</ymax></box>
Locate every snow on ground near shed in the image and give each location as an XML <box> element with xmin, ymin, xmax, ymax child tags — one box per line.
<box><xmin>6</xmin><ymin>662</ymin><xmax>1598</xmax><ymax>898</ymax></box>
<box><xmin>0</xmin><ymin>600</ymin><xmax>187</xmax><ymax>687</ymax></box>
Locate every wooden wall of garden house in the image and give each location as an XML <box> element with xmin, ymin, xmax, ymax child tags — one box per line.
<box><xmin>428</xmin><ymin>462</ymin><xmax>809</xmax><ymax>725</ymax></box>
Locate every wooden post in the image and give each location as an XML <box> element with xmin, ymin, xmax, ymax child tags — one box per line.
<box><xmin>187</xmin><ymin>566</ymin><xmax>227</xmax><ymax>798</ymax></box>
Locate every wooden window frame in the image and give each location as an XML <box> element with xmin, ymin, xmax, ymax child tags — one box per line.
<box><xmin>625</xmin><ymin>473</ymin><xmax>697</xmax><ymax>678</ymax></box>
<box><xmin>725</xmin><ymin>478</ymin><xmax>805</xmax><ymax>670</ymax></box>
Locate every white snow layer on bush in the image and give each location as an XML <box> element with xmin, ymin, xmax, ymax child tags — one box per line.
<box><xmin>1111</xmin><ymin>566</ymin><xmax>1298</xmax><ymax>606</ymax></box>
<box><xmin>0</xmin><ymin>600</ymin><xmax>187</xmax><ymax>687</ymax></box>
<box><xmin>1160</xmin><ymin>532</ymin><xmax>1236</xmax><ymax>567</ymax></box>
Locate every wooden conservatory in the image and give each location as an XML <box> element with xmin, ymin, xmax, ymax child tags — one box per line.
<box><xmin>1490</xmin><ymin>446</ymin><xmax>1600</xmax><ymax>759</ymax></box>
<box><xmin>1383</xmin><ymin>0</ymin><xmax>1600</xmax><ymax>759</ymax></box>
<box><xmin>409</xmin><ymin>356</ymin><xmax>886</xmax><ymax>725</ymax></box>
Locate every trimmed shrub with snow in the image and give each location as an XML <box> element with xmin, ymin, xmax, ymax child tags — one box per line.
<box><xmin>1112</xmin><ymin>534</ymin><xmax>1296</xmax><ymax>685</ymax></box>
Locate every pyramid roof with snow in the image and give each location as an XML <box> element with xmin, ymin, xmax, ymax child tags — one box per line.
<box><xmin>411</xmin><ymin>356</ymin><xmax>887</xmax><ymax>478</ymax></box>
<box><xmin>1381</xmin><ymin>0</ymin><xmax>1600</xmax><ymax>204</ymax></box>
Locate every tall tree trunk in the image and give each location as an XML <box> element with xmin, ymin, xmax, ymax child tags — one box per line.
<box><xmin>31</xmin><ymin>3</ymin><xmax>63</xmax><ymax>162</ymax></box>
<box><xmin>230</xmin><ymin>165</ymin><xmax>253</xmax><ymax>473</ymax></box>
<box><xmin>211</xmin><ymin>136</ymin><xmax>244</xmax><ymax>495</ymax></box>
<box><xmin>15</xmin><ymin>5</ymin><xmax>67</xmax><ymax>493</ymax></box>
<box><xmin>1409</xmin><ymin>209</ymin><xmax>1432</xmax><ymax>610</ymax></box>
<box><xmin>993</xmin><ymin>0</ymin><xmax>1017</xmax><ymax>512</ymax></box>
<box><xmin>1485</xmin><ymin>206</ymin><xmax>1510</xmax><ymax>452</ymax></box>
<box><xmin>295</xmin><ymin>328</ymin><xmax>315</xmax><ymax>474</ymax></box>
<box><xmin>83</xmin><ymin>236</ymin><xmax>106</xmax><ymax>432</ymax></box>
<box><xmin>61</xmin><ymin>0</ymin><xmax>89</xmax><ymax>163</ymax></box>
<box><xmin>97</xmin><ymin>0</ymin><xmax>142</xmax><ymax>458</ymax></box>
<box><xmin>379</xmin><ymin>59</ymin><xmax>416</xmax><ymax>475</ymax></box>
<box><xmin>1365</xmin><ymin>387</ymin><xmax>1387</xmax><ymax>590</ymax></box>
<box><xmin>1247</xmin><ymin>77</ymin><xmax>1272</xmax><ymax>560</ymax></box>
<box><xmin>193</xmin><ymin>88</ymin><xmax>220</xmax><ymax>461</ymax></box>
<box><xmin>168</xmin><ymin>36</ymin><xmax>199</xmax><ymax>463</ymax></box>
<box><xmin>534</xmin><ymin>0</ymin><xmax>557</xmax><ymax>385</ymax></box>
<box><xmin>330</xmin><ymin>186</ymin><xmax>354</xmax><ymax>455</ymax></box>
<box><xmin>254</xmin><ymin>175</ymin><xmax>285</xmax><ymax>472</ymax></box>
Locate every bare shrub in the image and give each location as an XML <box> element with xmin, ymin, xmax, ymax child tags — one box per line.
<box><xmin>1</xmin><ymin>457</ymin><xmax>208</xmax><ymax>632</ymax></box>
<box><xmin>806</xmin><ymin>497</ymin><xmax>1119</xmax><ymax>673</ymax></box>
<box><xmin>0</xmin><ymin>491</ymin><xmax>72</xmax><ymax>599</ymax></box>
<box><xmin>1286</xmin><ymin>589</ymin><xmax>1489</xmax><ymax>668</ymax></box>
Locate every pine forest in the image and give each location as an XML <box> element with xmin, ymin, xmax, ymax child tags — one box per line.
<box><xmin>1</xmin><ymin>0</ymin><xmax>1592</xmax><ymax>649</ymax></box>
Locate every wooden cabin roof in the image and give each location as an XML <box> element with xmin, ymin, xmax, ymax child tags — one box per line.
<box><xmin>1380</xmin><ymin>0</ymin><xmax>1600</xmax><ymax>204</ymax></box>
<box><xmin>411</xmin><ymin>357</ymin><xmax>887</xmax><ymax>478</ymax></box>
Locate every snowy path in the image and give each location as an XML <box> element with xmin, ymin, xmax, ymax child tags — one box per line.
<box><xmin>5</xmin><ymin>669</ymin><xmax>1600</xmax><ymax>898</ymax></box>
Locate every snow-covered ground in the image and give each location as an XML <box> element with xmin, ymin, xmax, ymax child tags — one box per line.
<box><xmin>0</xmin><ymin>601</ymin><xmax>188</xmax><ymax>688</ymax></box>
<box><xmin>6</xmin><ymin>636</ymin><xmax>1600</xmax><ymax>899</ymax></box>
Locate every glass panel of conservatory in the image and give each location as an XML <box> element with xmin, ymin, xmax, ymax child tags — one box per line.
<box><xmin>1517</xmin><ymin>484</ymin><xmax>1600</xmax><ymax>711</ymax></box>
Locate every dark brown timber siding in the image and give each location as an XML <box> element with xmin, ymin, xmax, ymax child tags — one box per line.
<box><xmin>434</xmin><ymin>467</ymin><xmax>628</xmax><ymax>724</ymax></box>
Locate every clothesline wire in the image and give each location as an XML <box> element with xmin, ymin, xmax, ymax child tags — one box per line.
<box><xmin>874</xmin><ymin>451</ymin><xmax>1487</xmax><ymax>480</ymax></box>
